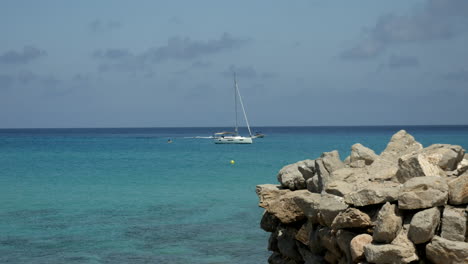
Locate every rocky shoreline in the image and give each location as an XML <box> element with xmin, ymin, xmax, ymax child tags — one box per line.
<box><xmin>256</xmin><ymin>130</ymin><xmax>468</xmax><ymax>264</ymax></box>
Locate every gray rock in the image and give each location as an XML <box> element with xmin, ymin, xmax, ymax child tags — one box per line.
<box><xmin>423</xmin><ymin>144</ymin><xmax>465</xmax><ymax>171</ymax></box>
<box><xmin>350</xmin><ymin>234</ymin><xmax>372</xmax><ymax>262</ymax></box>
<box><xmin>373</xmin><ymin>202</ymin><xmax>403</xmax><ymax>243</ymax></box>
<box><xmin>315</xmin><ymin>151</ymin><xmax>345</xmax><ymax>192</ymax></box>
<box><xmin>325</xmin><ymin>180</ymin><xmax>355</xmax><ymax>197</ymax></box>
<box><xmin>306</xmin><ymin>175</ymin><xmax>320</xmax><ymax>193</ymax></box>
<box><xmin>395</xmin><ymin>153</ymin><xmax>445</xmax><ymax>183</ymax></box>
<box><xmin>331</xmin><ymin>207</ymin><xmax>373</xmax><ymax>230</ymax></box>
<box><xmin>256</xmin><ymin>186</ymin><xmax>306</xmax><ymax>224</ymax></box>
<box><xmin>426</xmin><ymin>236</ymin><xmax>468</xmax><ymax>264</ymax></box>
<box><xmin>317</xmin><ymin>226</ymin><xmax>342</xmax><ymax>260</ymax></box>
<box><xmin>295</xmin><ymin>221</ymin><xmax>313</xmax><ymax>246</ymax></box>
<box><xmin>330</xmin><ymin>167</ymin><xmax>367</xmax><ymax>183</ymax></box>
<box><xmin>448</xmin><ymin>171</ymin><xmax>468</xmax><ymax>205</ymax></box>
<box><xmin>408</xmin><ymin>207</ymin><xmax>441</xmax><ymax>244</ymax></box>
<box><xmin>336</xmin><ymin>229</ymin><xmax>356</xmax><ymax>264</ymax></box>
<box><xmin>344</xmin><ymin>182</ymin><xmax>401</xmax><ymax>206</ymax></box>
<box><xmin>365</xmin><ymin>224</ymin><xmax>418</xmax><ymax>264</ymax></box>
<box><xmin>455</xmin><ymin>158</ymin><xmax>468</xmax><ymax>176</ymax></box>
<box><xmin>441</xmin><ymin>206</ymin><xmax>466</xmax><ymax>242</ymax></box>
<box><xmin>268</xmin><ymin>230</ymin><xmax>280</xmax><ymax>252</ymax></box>
<box><xmin>398</xmin><ymin>176</ymin><xmax>449</xmax><ymax>210</ymax></box>
<box><xmin>296</xmin><ymin>242</ymin><xmax>324</xmax><ymax>264</ymax></box>
<box><xmin>318</xmin><ymin>194</ymin><xmax>349</xmax><ymax>227</ymax></box>
<box><xmin>292</xmin><ymin>191</ymin><xmax>321</xmax><ymax>224</ymax></box>
<box><xmin>350</xmin><ymin>143</ymin><xmax>378</xmax><ymax>165</ymax></box>
<box><xmin>277</xmin><ymin>226</ymin><xmax>302</xmax><ymax>261</ymax></box>
<box><xmin>261</xmin><ymin>211</ymin><xmax>280</xmax><ymax>232</ymax></box>
<box><xmin>350</xmin><ymin>160</ymin><xmax>366</xmax><ymax>168</ymax></box>
<box><xmin>277</xmin><ymin>160</ymin><xmax>315</xmax><ymax>190</ymax></box>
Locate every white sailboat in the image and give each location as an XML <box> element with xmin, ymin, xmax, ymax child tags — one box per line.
<box><xmin>214</xmin><ymin>73</ymin><xmax>253</xmax><ymax>144</ymax></box>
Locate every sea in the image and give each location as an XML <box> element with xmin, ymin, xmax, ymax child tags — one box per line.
<box><xmin>1</xmin><ymin>126</ymin><xmax>467</xmax><ymax>264</ymax></box>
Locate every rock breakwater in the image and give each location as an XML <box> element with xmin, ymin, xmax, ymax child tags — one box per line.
<box><xmin>256</xmin><ymin>130</ymin><xmax>468</xmax><ymax>264</ymax></box>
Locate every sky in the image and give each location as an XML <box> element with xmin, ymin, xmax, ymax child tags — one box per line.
<box><xmin>0</xmin><ymin>0</ymin><xmax>467</xmax><ymax>128</ymax></box>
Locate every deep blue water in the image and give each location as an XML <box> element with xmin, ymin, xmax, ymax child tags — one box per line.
<box><xmin>1</xmin><ymin>126</ymin><xmax>467</xmax><ymax>263</ymax></box>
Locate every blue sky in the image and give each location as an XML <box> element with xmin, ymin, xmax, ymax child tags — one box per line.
<box><xmin>1</xmin><ymin>0</ymin><xmax>467</xmax><ymax>128</ymax></box>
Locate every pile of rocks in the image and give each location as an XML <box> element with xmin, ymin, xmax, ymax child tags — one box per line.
<box><xmin>256</xmin><ymin>130</ymin><xmax>468</xmax><ymax>264</ymax></box>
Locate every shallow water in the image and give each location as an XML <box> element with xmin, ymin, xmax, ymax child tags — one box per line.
<box><xmin>1</xmin><ymin>126</ymin><xmax>467</xmax><ymax>263</ymax></box>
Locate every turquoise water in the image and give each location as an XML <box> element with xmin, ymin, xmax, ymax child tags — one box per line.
<box><xmin>1</xmin><ymin>126</ymin><xmax>468</xmax><ymax>263</ymax></box>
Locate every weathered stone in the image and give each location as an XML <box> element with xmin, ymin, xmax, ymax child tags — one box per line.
<box><xmin>366</xmin><ymin>157</ymin><xmax>400</xmax><ymax>181</ymax></box>
<box><xmin>268</xmin><ymin>230</ymin><xmax>280</xmax><ymax>252</ymax></box>
<box><xmin>277</xmin><ymin>160</ymin><xmax>315</xmax><ymax>190</ymax></box>
<box><xmin>257</xmin><ymin>186</ymin><xmax>306</xmax><ymax>224</ymax></box>
<box><xmin>344</xmin><ymin>155</ymin><xmax>351</xmax><ymax>165</ymax></box>
<box><xmin>350</xmin><ymin>160</ymin><xmax>366</xmax><ymax>168</ymax></box>
<box><xmin>331</xmin><ymin>207</ymin><xmax>372</xmax><ymax>230</ymax></box>
<box><xmin>306</xmin><ymin>175</ymin><xmax>319</xmax><ymax>193</ymax></box>
<box><xmin>296</xmin><ymin>242</ymin><xmax>324</xmax><ymax>264</ymax></box>
<box><xmin>455</xmin><ymin>158</ymin><xmax>468</xmax><ymax>176</ymax></box>
<box><xmin>398</xmin><ymin>176</ymin><xmax>449</xmax><ymax>210</ymax></box>
<box><xmin>308</xmin><ymin>225</ymin><xmax>326</xmax><ymax>254</ymax></box>
<box><xmin>315</xmin><ymin>151</ymin><xmax>345</xmax><ymax>192</ymax></box>
<box><xmin>336</xmin><ymin>229</ymin><xmax>356</xmax><ymax>264</ymax></box>
<box><xmin>331</xmin><ymin>167</ymin><xmax>368</xmax><ymax>183</ymax></box>
<box><xmin>426</xmin><ymin>236</ymin><xmax>468</xmax><ymax>264</ymax></box>
<box><xmin>408</xmin><ymin>207</ymin><xmax>441</xmax><ymax>244</ymax></box>
<box><xmin>292</xmin><ymin>191</ymin><xmax>321</xmax><ymax>224</ymax></box>
<box><xmin>423</xmin><ymin>144</ymin><xmax>465</xmax><ymax>171</ymax></box>
<box><xmin>365</xmin><ymin>225</ymin><xmax>418</xmax><ymax>264</ymax></box>
<box><xmin>448</xmin><ymin>172</ymin><xmax>468</xmax><ymax>205</ymax></box>
<box><xmin>261</xmin><ymin>211</ymin><xmax>280</xmax><ymax>232</ymax></box>
<box><xmin>344</xmin><ymin>182</ymin><xmax>401</xmax><ymax>206</ymax></box>
<box><xmin>350</xmin><ymin>143</ymin><xmax>378</xmax><ymax>165</ymax></box>
<box><xmin>441</xmin><ymin>206</ymin><xmax>466</xmax><ymax>242</ymax></box>
<box><xmin>277</xmin><ymin>226</ymin><xmax>302</xmax><ymax>261</ymax></box>
<box><xmin>395</xmin><ymin>153</ymin><xmax>445</xmax><ymax>183</ymax></box>
<box><xmin>373</xmin><ymin>202</ymin><xmax>403</xmax><ymax>243</ymax></box>
<box><xmin>295</xmin><ymin>221</ymin><xmax>313</xmax><ymax>246</ymax></box>
<box><xmin>318</xmin><ymin>194</ymin><xmax>349</xmax><ymax>227</ymax></box>
<box><xmin>325</xmin><ymin>180</ymin><xmax>355</xmax><ymax>197</ymax></box>
<box><xmin>317</xmin><ymin>226</ymin><xmax>342</xmax><ymax>260</ymax></box>
<box><xmin>350</xmin><ymin>234</ymin><xmax>372</xmax><ymax>262</ymax></box>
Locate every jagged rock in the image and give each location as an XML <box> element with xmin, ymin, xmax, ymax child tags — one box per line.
<box><xmin>441</xmin><ymin>206</ymin><xmax>466</xmax><ymax>242</ymax></box>
<box><xmin>455</xmin><ymin>158</ymin><xmax>468</xmax><ymax>176</ymax></box>
<box><xmin>373</xmin><ymin>202</ymin><xmax>403</xmax><ymax>243</ymax></box>
<box><xmin>318</xmin><ymin>194</ymin><xmax>349</xmax><ymax>227</ymax></box>
<box><xmin>256</xmin><ymin>184</ymin><xmax>290</xmax><ymax>208</ymax></box>
<box><xmin>367</xmin><ymin>130</ymin><xmax>423</xmax><ymax>181</ymax></box>
<box><xmin>261</xmin><ymin>211</ymin><xmax>280</xmax><ymax>232</ymax></box>
<box><xmin>350</xmin><ymin>143</ymin><xmax>378</xmax><ymax>165</ymax></box>
<box><xmin>422</xmin><ymin>144</ymin><xmax>465</xmax><ymax>171</ymax></box>
<box><xmin>325</xmin><ymin>180</ymin><xmax>355</xmax><ymax>197</ymax></box>
<box><xmin>331</xmin><ymin>207</ymin><xmax>372</xmax><ymax>230</ymax></box>
<box><xmin>295</xmin><ymin>221</ymin><xmax>313</xmax><ymax>246</ymax></box>
<box><xmin>398</xmin><ymin>176</ymin><xmax>449</xmax><ymax>210</ymax></box>
<box><xmin>315</xmin><ymin>151</ymin><xmax>345</xmax><ymax>192</ymax></box>
<box><xmin>306</xmin><ymin>175</ymin><xmax>320</xmax><ymax>193</ymax></box>
<box><xmin>344</xmin><ymin>155</ymin><xmax>351</xmax><ymax>165</ymax></box>
<box><xmin>277</xmin><ymin>160</ymin><xmax>316</xmax><ymax>190</ymax></box>
<box><xmin>395</xmin><ymin>153</ymin><xmax>445</xmax><ymax>183</ymax></box>
<box><xmin>293</xmin><ymin>191</ymin><xmax>321</xmax><ymax>224</ymax></box>
<box><xmin>448</xmin><ymin>171</ymin><xmax>468</xmax><ymax>205</ymax></box>
<box><xmin>364</xmin><ymin>224</ymin><xmax>418</xmax><ymax>264</ymax></box>
<box><xmin>317</xmin><ymin>226</ymin><xmax>342</xmax><ymax>260</ymax></box>
<box><xmin>408</xmin><ymin>207</ymin><xmax>441</xmax><ymax>244</ymax></box>
<box><xmin>256</xmin><ymin>186</ymin><xmax>306</xmax><ymax>224</ymax></box>
<box><xmin>426</xmin><ymin>236</ymin><xmax>468</xmax><ymax>264</ymax></box>
<box><xmin>309</xmin><ymin>225</ymin><xmax>326</xmax><ymax>254</ymax></box>
<box><xmin>344</xmin><ymin>182</ymin><xmax>401</xmax><ymax>206</ymax></box>
<box><xmin>296</xmin><ymin>242</ymin><xmax>324</xmax><ymax>264</ymax></box>
<box><xmin>350</xmin><ymin>234</ymin><xmax>372</xmax><ymax>262</ymax></box>
<box><xmin>277</xmin><ymin>226</ymin><xmax>302</xmax><ymax>261</ymax></box>
<box><xmin>336</xmin><ymin>229</ymin><xmax>356</xmax><ymax>264</ymax></box>
<box><xmin>350</xmin><ymin>160</ymin><xmax>366</xmax><ymax>168</ymax></box>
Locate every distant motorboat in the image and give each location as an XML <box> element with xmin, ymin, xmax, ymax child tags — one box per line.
<box><xmin>214</xmin><ymin>73</ymin><xmax>253</xmax><ymax>144</ymax></box>
<box><xmin>253</xmin><ymin>132</ymin><xmax>265</xmax><ymax>138</ymax></box>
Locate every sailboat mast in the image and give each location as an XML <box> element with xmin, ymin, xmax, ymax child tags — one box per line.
<box><xmin>234</xmin><ymin>72</ymin><xmax>238</xmax><ymax>134</ymax></box>
<box><xmin>235</xmin><ymin>76</ymin><xmax>253</xmax><ymax>137</ymax></box>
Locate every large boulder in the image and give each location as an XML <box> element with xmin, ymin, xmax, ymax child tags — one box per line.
<box><xmin>331</xmin><ymin>207</ymin><xmax>373</xmax><ymax>230</ymax></box>
<box><xmin>364</xmin><ymin>224</ymin><xmax>418</xmax><ymax>264</ymax></box>
<box><xmin>350</xmin><ymin>143</ymin><xmax>378</xmax><ymax>165</ymax></box>
<box><xmin>277</xmin><ymin>160</ymin><xmax>316</xmax><ymax>190</ymax></box>
<box><xmin>315</xmin><ymin>151</ymin><xmax>345</xmax><ymax>192</ymax></box>
<box><xmin>398</xmin><ymin>176</ymin><xmax>449</xmax><ymax>210</ymax></box>
<box><xmin>373</xmin><ymin>202</ymin><xmax>403</xmax><ymax>243</ymax></box>
<box><xmin>344</xmin><ymin>182</ymin><xmax>401</xmax><ymax>207</ymax></box>
<box><xmin>440</xmin><ymin>206</ymin><xmax>466</xmax><ymax>242</ymax></box>
<box><xmin>350</xmin><ymin>234</ymin><xmax>373</xmax><ymax>262</ymax></box>
<box><xmin>448</xmin><ymin>171</ymin><xmax>468</xmax><ymax>205</ymax></box>
<box><xmin>395</xmin><ymin>153</ymin><xmax>445</xmax><ymax>183</ymax></box>
<box><xmin>408</xmin><ymin>207</ymin><xmax>441</xmax><ymax>244</ymax></box>
<box><xmin>422</xmin><ymin>144</ymin><xmax>465</xmax><ymax>171</ymax></box>
<box><xmin>292</xmin><ymin>191</ymin><xmax>321</xmax><ymax>224</ymax></box>
<box><xmin>256</xmin><ymin>185</ymin><xmax>306</xmax><ymax>224</ymax></box>
<box><xmin>318</xmin><ymin>193</ymin><xmax>349</xmax><ymax>227</ymax></box>
<box><xmin>426</xmin><ymin>236</ymin><xmax>468</xmax><ymax>264</ymax></box>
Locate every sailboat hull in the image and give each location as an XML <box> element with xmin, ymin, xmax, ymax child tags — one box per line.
<box><xmin>214</xmin><ymin>136</ymin><xmax>253</xmax><ymax>144</ymax></box>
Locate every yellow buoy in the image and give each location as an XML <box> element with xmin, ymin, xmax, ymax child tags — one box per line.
<box><xmin>230</xmin><ymin>160</ymin><xmax>235</xmax><ymax>164</ymax></box>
